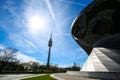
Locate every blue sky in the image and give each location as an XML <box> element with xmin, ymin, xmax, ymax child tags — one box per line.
<box><xmin>0</xmin><ymin>0</ymin><xmax>93</xmax><ymax>67</ymax></box>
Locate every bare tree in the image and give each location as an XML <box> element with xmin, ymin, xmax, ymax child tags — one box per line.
<box><xmin>0</xmin><ymin>47</ymin><xmax>18</xmax><ymax>72</ymax></box>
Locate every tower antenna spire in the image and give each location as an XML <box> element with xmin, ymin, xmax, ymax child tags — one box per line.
<box><xmin>50</xmin><ymin>32</ymin><xmax>52</xmax><ymax>40</ymax></box>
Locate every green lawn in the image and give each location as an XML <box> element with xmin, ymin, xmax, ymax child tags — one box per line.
<box><xmin>21</xmin><ymin>75</ymin><xmax>56</xmax><ymax>80</ymax></box>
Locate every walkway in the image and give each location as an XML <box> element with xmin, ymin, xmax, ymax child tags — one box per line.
<box><xmin>51</xmin><ymin>73</ymin><xmax>100</xmax><ymax>80</ymax></box>
<box><xmin>0</xmin><ymin>74</ymin><xmax>45</xmax><ymax>80</ymax></box>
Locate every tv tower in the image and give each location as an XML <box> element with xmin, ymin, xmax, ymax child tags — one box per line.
<box><xmin>46</xmin><ymin>33</ymin><xmax>53</xmax><ymax>68</ymax></box>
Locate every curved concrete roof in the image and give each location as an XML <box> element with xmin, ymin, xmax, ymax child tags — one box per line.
<box><xmin>71</xmin><ymin>0</ymin><xmax>120</xmax><ymax>54</ymax></box>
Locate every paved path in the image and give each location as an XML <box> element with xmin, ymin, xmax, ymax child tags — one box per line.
<box><xmin>51</xmin><ymin>73</ymin><xmax>100</xmax><ymax>80</ymax></box>
<box><xmin>0</xmin><ymin>74</ymin><xmax>45</xmax><ymax>80</ymax></box>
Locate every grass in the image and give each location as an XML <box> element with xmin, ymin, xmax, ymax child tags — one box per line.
<box><xmin>21</xmin><ymin>75</ymin><xmax>56</xmax><ymax>80</ymax></box>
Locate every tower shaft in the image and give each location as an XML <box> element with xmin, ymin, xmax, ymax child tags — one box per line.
<box><xmin>47</xmin><ymin>47</ymin><xmax>51</xmax><ymax>68</ymax></box>
<box><xmin>47</xmin><ymin>33</ymin><xmax>52</xmax><ymax>68</ymax></box>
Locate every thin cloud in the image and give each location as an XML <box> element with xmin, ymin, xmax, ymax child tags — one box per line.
<box><xmin>22</xmin><ymin>38</ymin><xmax>38</xmax><ymax>49</ymax></box>
<box><xmin>0</xmin><ymin>45</ymin><xmax>5</xmax><ymax>49</ymax></box>
<box><xmin>44</xmin><ymin>0</ymin><xmax>56</xmax><ymax>21</ymax></box>
<box><xmin>16</xmin><ymin>52</ymin><xmax>42</xmax><ymax>63</ymax></box>
<box><xmin>57</xmin><ymin>0</ymin><xmax>87</xmax><ymax>6</ymax></box>
<box><xmin>9</xmin><ymin>34</ymin><xmax>37</xmax><ymax>54</ymax></box>
<box><xmin>54</xmin><ymin>33</ymin><xmax>71</xmax><ymax>36</ymax></box>
<box><xmin>44</xmin><ymin>0</ymin><xmax>61</xmax><ymax>33</ymax></box>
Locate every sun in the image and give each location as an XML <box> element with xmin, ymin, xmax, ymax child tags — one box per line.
<box><xmin>30</xmin><ymin>16</ymin><xmax>45</xmax><ymax>29</ymax></box>
<box><xmin>28</xmin><ymin>15</ymin><xmax>48</xmax><ymax>34</ymax></box>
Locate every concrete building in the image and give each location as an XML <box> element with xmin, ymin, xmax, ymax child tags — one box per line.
<box><xmin>71</xmin><ymin>0</ymin><xmax>120</xmax><ymax>79</ymax></box>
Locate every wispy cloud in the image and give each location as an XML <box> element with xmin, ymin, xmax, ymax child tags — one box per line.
<box><xmin>8</xmin><ymin>34</ymin><xmax>38</xmax><ymax>54</ymax></box>
<box><xmin>54</xmin><ymin>33</ymin><xmax>70</xmax><ymax>36</ymax></box>
<box><xmin>44</xmin><ymin>0</ymin><xmax>61</xmax><ymax>33</ymax></box>
<box><xmin>22</xmin><ymin>38</ymin><xmax>38</xmax><ymax>49</ymax></box>
<box><xmin>0</xmin><ymin>44</ymin><xmax>5</xmax><ymax>49</ymax></box>
<box><xmin>73</xmin><ymin>48</ymin><xmax>88</xmax><ymax>59</ymax></box>
<box><xmin>2</xmin><ymin>0</ymin><xmax>17</xmax><ymax>16</ymax></box>
<box><xmin>57</xmin><ymin>0</ymin><xmax>87</xmax><ymax>6</ymax></box>
<box><xmin>16</xmin><ymin>52</ymin><xmax>42</xmax><ymax>63</ymax></box>
<box><xmin>44</xmin><ymin>0</ymin><xmax>56</xmax><ymax>21</ymax></box>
